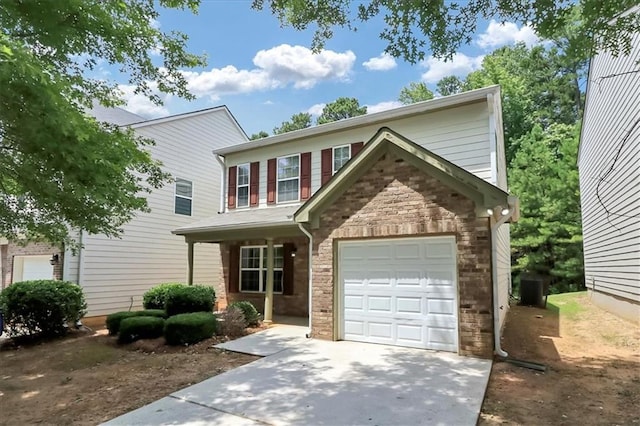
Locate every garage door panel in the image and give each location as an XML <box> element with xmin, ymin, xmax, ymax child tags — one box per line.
<box><xmin>341</xmin><ymin>236</ymin><xmax>458</xmax><ymax>352</ymax></box>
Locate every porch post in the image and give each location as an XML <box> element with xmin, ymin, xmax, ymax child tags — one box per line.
<box><xmin>264</xmin><ymin>238</ymin><xmax>274</xmax><ymax>323</ymax></box>
<box><xmin>187</xmin><ymin>241</ymin><xmax>194</xmax><ymax>285</ymax></box>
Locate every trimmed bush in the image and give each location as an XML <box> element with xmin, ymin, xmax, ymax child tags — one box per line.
<box><xmin>143</xmin><ymin>282</ymin><xmax>187</xmax><ymax>310</ymax></box>
<box><xmin>229</xmin><ymin>301</ymin><xmax>260</xmax><ymax>326</ymax></box>
<box><xmin>106</xmin><ymin>309</ymin><xmax>166</xmax><ymax>335</ymax></box>
<box><xmin>164</xmin><ymin>312</ymin><xmax>217</xmax><ymax>345</ymax></box>
<box><xmin>118</xmin><ymin>316</ymin><xmax>166</xmax><ymax>344</ymax></box>
<box><xmin>164</xmin><ymin>285</ymin><xmax>215</xmax><ymax>317</ymax></box>
<box><xmin>0</xmin><ymin>280</ymin><xmax>87</xmax><ymax>338</ymax></box>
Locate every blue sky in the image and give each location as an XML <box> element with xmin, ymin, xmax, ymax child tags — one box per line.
<box><xmin>112</xmin><ymin>2</ymin><xmax>540</xmax><ymax>136</ymax></box>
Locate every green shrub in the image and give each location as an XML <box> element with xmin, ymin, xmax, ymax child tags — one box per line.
<box><xmin>229</xmin><ymin>301</ymin><xmax>260</xmax><ymax>326</ymax></box>
<box><xmin>164</xmin><ymin>312</ymin><xmax>217</xmax><ymax>345</ymax></box>
<box><xmin>105</xmin><ymin>309</ymin><xmax>166</xmax><ymax>335</ymax></box>
<box><xmin>118</xmin><ymin>316</ymin><xmax>166</xmax><ymax>344</ymax></box>
<box><xmin>0</xmin><ymin>280</ymin><xmax>87</xmax><ymax>338</ymax></box>
<box><xmin>164</xmin><ymin>285</ymin><xmax>215</xmax><ymax>317</ymax></box>
<box><xmin>142</xmin><ymin>282</ymin><xmax>187</xmax><ymax>310</ymax></box>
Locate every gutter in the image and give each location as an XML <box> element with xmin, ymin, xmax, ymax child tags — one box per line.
<box><xmin>214</xmin><ymin>154</ymin><xmax>226</xmax><ymax>214</ymax></box>
<box><xmin>490</xmin><ymin>206</ymin><xmax>513</xmax><ymax>358</ymax></box>
<box><xmin>297</xmin><ymin>223</ymin><xmax>313</xmax><ymax>338</ymax></box>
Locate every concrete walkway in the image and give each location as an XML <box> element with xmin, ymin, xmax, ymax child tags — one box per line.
<box><xmin>104</xmin><ymin>326</ymin><xmax>492</xmax><ymax>426</ymax></box>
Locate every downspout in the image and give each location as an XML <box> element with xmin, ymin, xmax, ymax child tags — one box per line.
<box><xmin>214</xmin><ymin>153</ymin><xmax>226</xmax><ymax>214</ymax></box>
<box><xmin>297</xmin><ymin>223</ymin><xmax>313</xmax><ymax>338</ymax></box>
<box><xmin>490</xmin><ymin>208</ymin><xmax>513</xmax><ymax>358</ymax></box>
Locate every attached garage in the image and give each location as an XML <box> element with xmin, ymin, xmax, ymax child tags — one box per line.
<box><xmin>12</xmin><ymin>255</ymin><xmax>54</xmax><ymax>282</ymax></box>
<box><xmin>339</xmin><ymin>236</ymin><xmax>458</xmax><ymax>352</ymax></box>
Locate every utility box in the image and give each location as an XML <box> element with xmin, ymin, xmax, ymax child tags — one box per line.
<box><xmin>519</xmin><ymin>274</ymin><xmax>548</xmax><ymax>308</ymax></box>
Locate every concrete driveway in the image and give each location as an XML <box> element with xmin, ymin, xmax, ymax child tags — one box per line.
<box><xmin>104</xmin><ymin>326</ymin><xmax>491</xmax><ymax>426</ymax></box>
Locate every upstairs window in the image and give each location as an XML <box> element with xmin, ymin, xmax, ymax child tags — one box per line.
<box><xmin>277</xmin><ymin>154</ymin><xmax>300</xmax><ymax>203</ymax></box>
<box><xmin>237</xmin><ymin>163</ymin><xmax>250</xmax><ymax>208</ymax></box>
<box><xmin>174</xmin><ymin>178</ymin><xmax>192</xmax><ymax>216</ymax></box>
<box><xmin>240</xmin><ymin>246</ymin><xmax>284</xmax><ymax>293</ymax></box>
<box><xmin>333</xmin><ymin>145</ymin><xmax>351</xmax><ymax>174</ymax></box>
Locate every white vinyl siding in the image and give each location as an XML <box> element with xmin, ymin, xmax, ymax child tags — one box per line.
<box><xmin>65</xmin><ymin>108</ymin><xmax>247</xmax><ymax>316</ymax></box>
<box><xmin>227</xmin><ymin>102</ymin><xmax>492</xmax><ymax>207</ymax></box>
<box><xmin>578</xmin><ymin>30</ymin><xmax>640</xmax><ymax>305</ymax></box>
<box><xmin>496</xmin><ymin>224</ymin><xmax>511</xmax><ymax>328</ymax></box>
<box><xmin>236</xmin><ymin>163</ymin><xmax>250</xmax><ymax>208</ymax></box>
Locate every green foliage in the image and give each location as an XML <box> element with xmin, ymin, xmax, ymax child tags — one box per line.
<box><xmin>164</xmin><ymin>285</ymin><xmax>216</xmax><ymax>317</ymax></box>
<box><xmin>509</xmin><ymin>123</ymin><xmax>584</xmax><ymax>293</ymax></box>
<box><xmin>117</xmin><ymin>316</ymin><xmax>166</xmax><ymax>344</ymax></box>
<box><xmin>250</xmin><ymin>131</ymin><xmax>270</xmax><ymax>140</ymax></box>
<box><xmin>105</xmin><ymin>309</ymin><xmax>167</xmax><ymax>335</ymax></box>
<box><xmin>0</xmin><ymin>1</ymin><xmax>205</xmax><ymax>247</ymax></box>
<box><xmin>0</xmin><ymin>280</ymin><xmax>86</xmax><ymax>338</ymax></box>
<box><xmin>164</xmin><ymin>312</ymin><xmax>218</xmax><ymax>345</ymax></box>
<box><xmin>252</xmin><ymin>1</ymin><xmax>640</xmax><ymax>62</ymax></box>
<box><xmin>143</xmin><ymin>283</ymin><xmax>188</xmax><ymax>310</ymax></box>
<box><xmin>273</xmin><ymin>112</ymin><xmax>312</xmax><ymax>134</ymax></box>
<box><xmin>436</xmin><ymin>76</ymin><xmax>464</xmax><ymax>96</ymax></box>
<box><xmin>317</xmin><ymin>97</ymin><xmax>367</xmax><ymax>125</ymax></box>
<box><xmin>229</xmin><ymin>301</ymin><xmax>261</xmax><ymax>326</ymax></box>
<box><xmin>398</xmin><ymin>82</ymin><xmax>434</xmax><ymax>105</ymax></box>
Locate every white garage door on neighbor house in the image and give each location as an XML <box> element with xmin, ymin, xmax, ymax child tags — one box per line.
<box><xmin>339</xmin><ymin>236</ymin><xmax>459</xmax><ymax>352</ymax></box>
<box><xmin>12</xmin><ymin>255</ymin><xmax>53</xmax><ymax>282</ymax></box>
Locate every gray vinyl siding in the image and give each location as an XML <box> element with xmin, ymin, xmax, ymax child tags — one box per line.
<box><xmin>578</xmin><ymin>30</ymin><xmax>640</xmax><ymax>303</ymax></box>
<box><xmin>68</xmin><ymin>109</ymin><xmax>247</xmax><ymax>316</ymax></box>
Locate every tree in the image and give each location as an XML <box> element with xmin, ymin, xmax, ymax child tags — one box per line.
<box><xmin>273</xmin><ymin>112</ymin><xmax>312</xmax><ymax>134</ymax></box>
<box><xmin>252</xmin><ymin>1</ymin><xmax>640</xmax><ymax>62</ymax></box>
<box><xmin>250</xmin><ymin>131</ymin><xmax>269</xmax><ymax>140</ymax></box>
<box><xmin>509</xmin><ymin>123</ymin><xmax>584</xmax><ymax>292</ymax></box>
<box><xmin>436</xmin><ymin>76</ymin><xmax>464</xmax><ymax>96</ymax></box>
<box><xmin>316</xmin><ymin>97</ymin><xmax>367</xmax><ymax>125</ymax></box>
<box><xmin>1</xmin><ymin>1</ymin><xmax>204</xmax><ymax>248</ymax></box>
<box><xmin>398</xmin><ymin>82</ymin><xmax>434</xmax><ymax>105</ymax></box>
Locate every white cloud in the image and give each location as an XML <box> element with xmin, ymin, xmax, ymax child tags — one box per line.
<box><xmin>307</xmin><ymin>103</ymin><xmax>326</xmax><ymax>116</ymax></box>
<box><xmin>420</xmin><ymin>53</ymin><xmax>484</xmax><ymax>83</ymax></box>
<box><xmin>366</xmin><ymin>100</ymin><xmax>404</xmax><ymax>114</ymax></box>
<box><xmin>477</xmin><ymin>20</ymin><xmax>540</xmax><ymax>49</ymax></box>
<box><xmin>117</xmin><ymin>84</ymin><xmax>169</xmax><ymax>118</ymax></box>
<box><xmin>362</xmin><ymin>52</ymin><xmax>397</xmax><ymax>71</ymax></box>
<box><xmin>182</xmin><ymin>44</ymin><xmax>356</xmax><ymax>101</ymax></box>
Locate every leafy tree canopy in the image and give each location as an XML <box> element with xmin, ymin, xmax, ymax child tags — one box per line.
<box><xmin>0</xmin><ymin>1</ymin><xmax>204</xmax><ymax>248</ymax></box>
<box><xmin>273</xmin><ymin>112</ymin><xmax>312</xmax><ymax>134</ymax></box>
<box><xmin>398</xmin><ymin>82</ymin><xmax>434</xmax><ymax>105</ymax></box>
<box><xmin>252</xmin><ymin>0</ymin><xmax>640</xmax><ymax>62</ymax></box>
<box><xmin>436</xmin><ymin>76</ymin><xmax>464</xmax><ymax>97</ymax></box>
<box><xmin>317</xmin><ymin>97</ymin><xmax>366</xmax><ymax>125</ymax></box>
<box><xmin>250</xmin><ymin>131</ymin><xmax>270</xmax><ymax>140</ymax></box>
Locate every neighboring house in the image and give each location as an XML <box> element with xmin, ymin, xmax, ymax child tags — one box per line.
<box><xmin>1</xmin><ymin>106</ymin><xmax>248</xmax><ymax>317</ymax></box>
<box><xmin>174</xmin><ymin>86</ymin><xmax>517</xmax><ymax>359</ymax></box>
<box><xmin>578</xmin><ymin>22</ymin><xmax>640</xmax><ymax>323</ymax></box>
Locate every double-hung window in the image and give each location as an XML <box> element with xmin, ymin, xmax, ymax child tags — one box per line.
<box><xmin>240</xmin><ymin>246</ymin><xmax>283</xmax><ymax>293</ymax></box>
<box><xmin>277</xmin><ymin>154</ymin><xmax>300</xmax><ymax>203</ymax></box>
<box><xmin>236</xmin><ymin>163</ymin><xmax>250</xmax><ymax>208</ymax></box>
<box><xmin>174</xmin><ymin>178</ymin><xmax>193</xmax><ymax>216</ymax></box>
<box><xmin>333</xmin><ymin>145</ymin><xmax>351</xmax><ymax>174</ymax></box>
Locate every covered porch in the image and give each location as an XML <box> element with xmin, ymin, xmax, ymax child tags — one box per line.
<box><xmin>172</xmin><ymin>205</ymin><xmax>310</xmax><ymax>323</ymax></box>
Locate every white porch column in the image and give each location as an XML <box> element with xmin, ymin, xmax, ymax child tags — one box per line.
<box><xmin>187</xmin><ymin>242</ymin><xmax>194</xmax><ymax>285</ymax></box>
<box><xmin>264</xmin><ymin>238</ymin><xmax>274</xmax><ymax>323</ymax></box>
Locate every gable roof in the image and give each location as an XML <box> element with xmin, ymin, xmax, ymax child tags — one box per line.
<box><xmin>89</xmin><ymin>104</ymin><xmax>144</xmax><ymax>126</ymax></box>
<box><xmin>215</xmin><ymin>85</ymin><xmax>500</xmax><ymax>156</ymax></box>
<box><xmin>294</xmin><ymin>127</ymin><xmax>511</xmax><ymax>227</ymax></box>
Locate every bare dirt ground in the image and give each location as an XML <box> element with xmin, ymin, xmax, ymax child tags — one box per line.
<box><xmin>0</xmin><ymin>325</ymin><xmax>259</xmax><ymax>425</ymax></box>
<box><xmin>480</xmin><ymin>292</ymin><xmax>640</xmax><ymax>426</ymax></box>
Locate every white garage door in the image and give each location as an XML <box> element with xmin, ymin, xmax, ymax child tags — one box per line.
<box><xmin>340</xmin><ymin>236</ymin><xmax>458</xmax><ymax>352</ymax></box>
<box><xmin>13</xmin><ymin>255</ymin><xmax>53</xmax><ymax>282</ymax></box>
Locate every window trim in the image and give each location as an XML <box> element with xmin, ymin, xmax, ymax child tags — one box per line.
<box><xmin>174</xmin><ymin>177</ymin><xmax>193</xmax><ymax>216</ymax></box>
<box><xmin>239</xmin><ymin>245</ymin><xmax>284</xmax><ymax>294</ymax></box>
<box><xmin>236</xmin><ymin>163</ymin><xmax>250</xmax><ymax>208</ymax></box>
<box><xmin>276</xmin><ymin>153</ymin><xmax>301</xmax><ymax>204</ymax></box>
<box><xmin>332</xmin><ymin>144</ymin><xmax>351</xmax><ymax>175</ymax></box>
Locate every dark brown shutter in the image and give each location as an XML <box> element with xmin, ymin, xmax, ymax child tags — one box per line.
<box><xmin>321</xmin><ymin>148</ymin><xmax>332</xmax><ymax>185</ymax></box>
<box><xmin>267</xmin><ymin>158</ymin><xmax>276</xmax><ymax>204</ymax></box>
<box><xmin>250</xmin><ymin>161</ymin><xmax>259</xmax><ymax>207</ymax></box>
<box><xmin>300</xmin><ymin>152</ymin><xmax>312</xmax><ymax>200</ymax></box>
<box><xmin>228</xmin><ymin>245</ymin><xmax>240</xmax><ymax>293</ymax></box>
<box><xmin>227</xmin><ymin>166</ymin><xmax>237</xmax><ymax>210</ymax></box>
<box><xmin>351</xmin><ymin>141</ymin><xmax>364</xmax><ymax>157</ymax></box>
<box><xmin>283</xmin><ymin>243</ymin><xmax>295</xmax><ymax>295</ymax></box>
